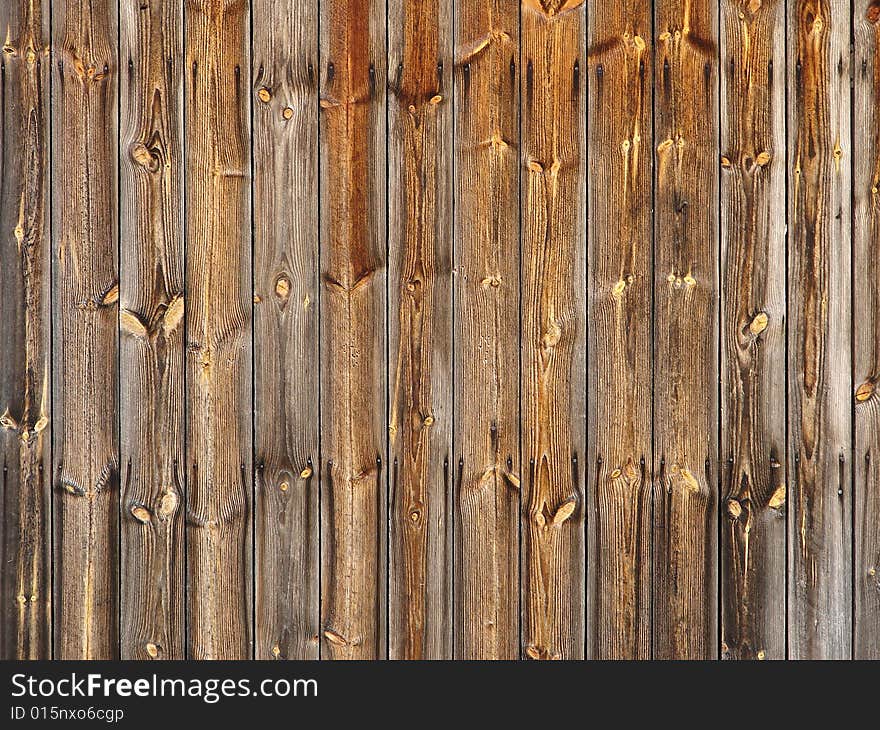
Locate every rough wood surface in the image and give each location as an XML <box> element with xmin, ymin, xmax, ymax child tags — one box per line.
<box><xmin>855</xmin><ymin>0</ymin><xmax>880</xmax><ymax>659</ymax></box>
<box><xmin>253</xmin><ymin>0</ymin><xmax>320</xmax><ymax>661</ymax></box>
<box><xmin>387</xmin><ymin>0</ymin><xmax>453</xmax><ymax>660</ymax></box>
<box><xmin>719</xmin><ymin>0</ymin><xmax>786</xmax><ymax>661</ymax></box>
<box><xmin>652</xmin><ymin>0</ymin><xmax>719</xmax><ymax>660</ymax></box>
<box><xmin>452</xmin><ymin>0</ymin><xmax>521</xmax><ymax>660</ymax></box>
<box><xmin>319</xmin><ymin>0</ymin><xmax>387</xmax><ymax>660</ymax></box>
<box><xmin>586</xmin><ymin>0</ymin><xmax>653</xmax><ymax>660</ymax></box>
<box><xmin>521</xmin><ymin>0</ymin><xmax>586</xmax><ymax>661</ymax></box>
<box><xmin>787</xmin><ymin>0</ymin><xmax>852</xmax><ymax>660</ymax></box>
<box><xmin>119</xmin><ymin>0</ymin><xmax>185</xmax><ymax>661</ymax></box>
<box><xmin>0</xmin><ymin>0</ymin><xmax>51</xmax><ymax>660</ymax></box>
<box><xmin>4</xmin><ymin>0</ymin><xmax>877</xmax><ymax>662</ymax></box>
<box><xmin>184</xmin><ymin>0</ymin><xmax>253</xmax><ymax>660</ymax></box>
<box><xmin>52</xmin><ymin>0</ymin><xmax>120</xmax><ymax>660</ymax></box>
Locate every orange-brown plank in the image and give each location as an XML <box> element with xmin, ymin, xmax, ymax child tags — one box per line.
<box><xmin>652</xmin><ymin>0</ymin><xmax>719</xmax><ymax>659</ymax></box>
<box><xmin>521</xmin><ymin>0</ymin><xmax>586</xmax><ymax>660</ymax></box>
<box><xmin>586</xmin><ymin>0</ymin><xmax>653</xmax><ymax>660</ymax></box>
<box><xmin>452</xmin><ymin>0</ymin><xmax>521</xmax><ymax>660</ymax></box>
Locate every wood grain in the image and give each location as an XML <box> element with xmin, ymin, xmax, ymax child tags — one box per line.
<box><xmin>521</xmin><ymin>0</ymin><xmax>586</xmax><ymax>661</ymax></box>
<box><xmin>0</xmin><ymin>0</ymin><xmax>51</xmax><ymax>660</ymax></box>
<box><xmin>253</xmin><ymin>0</ymin><xmax>320</xmax><ymax>661</ymax></box>
<box><xmin>388</xmin><ymin>0</ymin><xmax>453</xmax><ymax>659</ymax></box>
<box><xmin>184</xmin><ymin>0</ymin><xmax>253</xmax><ymax>660</ymax></box>
<box><xmin>855</xmin><ymin>0</ymin><xmax>880</xmax><ymax>659</ymax></box>
<box><xmin>319</xmin><ymin>0</ymin><xmax>387</xmax><ymax>660</ymax></box>
<box><xmin>452</xmin><ymin>0</ymin><xmax>520</xmax><ymax>660</ymax></box>
<box><xmin>586</xmin><ymin>0</ymin><xmax>653</xmax><ymax>660</ymax></box>
<box><xmin>787</xmin><ymin>0</ymin><xmax>851</xmax><ymax>660</ymax></box>
<box><xmin>119</xmin><ymin>0</ymin><xmax>185</xmax><ymax>661</ymax></box>
<box><xmin>52</xmin><ymin>0</ymin><xmax>120</xmax><ymax>660</ymax></box>
<box><xmin>719</xmin><ymin>0</ymin><xmax>786</xmax><ymax>661</ymax></box>
<box><xmin>4</xmin><ymin>0</ymin><xmax>878</xmax><ymax>662</ymax></box>
<box><xmin>653</xmin><ymin>0</ymin><xmax>719</xmax><ymax>660</ymax></box>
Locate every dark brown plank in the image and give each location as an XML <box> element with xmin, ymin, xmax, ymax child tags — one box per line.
<box><xmin>184</xmin><ymin>0</ymin><xmax>253</xmax><ymax>660</ymax></box>
<box><xmin>787</xmin><ymin>0</ymin><xmax>851</xmax><ymax>659</ymax></box>
<box><xmin>52</xmin><ymin>0</ymin><xmax>119</xmax><ymax>660</ymax></box>
<box><xmin>653</xmin><ymin>0</ymin><xmax>719</xmax><ymax>659</ymax></box>
<box><xmin>855</xmin><ymin>0</ymin><xmax>880</xmax><ymax>659</ymax></box>
<box><xmin>253</xmin><ymin>0</ymin><xmax>320</xmax><ymax>661</ymax></box>
<box><xmin>452</xmin><ymin>0</ymin><xmax>520</xmax><ymax>660</ymax></box>
<box><xmin>387</xmin><ymin>0</ymin><xmax>453</xmax><ymax>659</ymax></box>
<box><xmin>0</xmin><ymin>0</ymin><xmax>51</xmax><ymax>660</ymax></box>
<box><xmin>319</xmin><ymin>0</ymin><xmax>387</xmax><ymax>660</ymax></box>
<box><xmin>119</xmin><ymin>0</ymin><xmax>185</xmax><ymax>661</ymax></box>
<box><xmin>521</xmin><ymin>0</ymin><xmax>586</xmax><ymax>661</ymax></box>
<box><xmin>719</xmin><ymin>0</ymin><xmax>786</xmax><ymax>661</ymax></box>
<box><xmin>586</xmin><ymin>0</ymin><xmax>653</xmax><ymax>660</ymax></box>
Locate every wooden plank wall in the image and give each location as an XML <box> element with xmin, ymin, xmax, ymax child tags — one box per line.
<box><xmin>3</xmin><ymin>0</ymin><xmax>880</xmax><ymax>661</ymax></box>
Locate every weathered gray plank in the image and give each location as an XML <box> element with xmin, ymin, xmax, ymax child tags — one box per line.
<box><xmin>184</xmin><ymin>0</ymin><xmax>253</xmax><ymax>659</ymax></box>
<box><xmin>52</xmin><ymin>0</ymin><xmax>120</xmax><ymax>660</ymax></box>
<box><xmin>853</xmin><ymin>0</ymin><xmax>878</xmax><ymax>659</ymax></box>
<box><xmin>787</xmin><ymin>0</ymin><xmax>852</xmax><ymax>659</ymax></box>
<box><xmin>253</xmin><ymin>0</ymin><xmax>320</xmax><ymax>661</ymax></box>
<box><xmin>0</xmin><ymin>0</ymin><xmax>51</xmax><ymax>660</ymax></box>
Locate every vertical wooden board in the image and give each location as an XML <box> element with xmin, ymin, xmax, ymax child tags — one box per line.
<box><xmin>319</xmin><ymin>0</ymin><xmax>387</xmax><ymax>660</ymax></box>
<box><xmin>119</xmin><ymin>0</ymin><xmax>185</xmax><ymax>661</ymax></box>
<box><xmin>653</xmin><ymin>0</ymin><xmax>719</xmax><ymax>660</ymax></box>
<box><xmin>787</xmin><ymin>0</ymin><xmax>852</xmax><ymax>659</ymax></box>
<box><xmin>855</xmin><ymin>0</ymin><xmax>880</xmax><ymax>659</ymax></box>
<box><xmin>586</xmin><ymin>0</ymin><xmax>653</xmax><ymax>660</ymax></box>
<box><xmin>0</xmin><ymin>0</ymin><xmax>51</xmax><ymax>660</ymax></box>
<box><xmin>185</xmin><ymin>0</ymin><xmax>252</xmax><ymax>659</ymax></box>
<box><xmin>52</xmin><ymin>0</ymin><xmax>119</xmax><ymax>660</ymax></box>
<box><xmin>253</xmin><ymin>0</ymin><xmax>320</xmax><ymax>661</ymax></box>
<box><xmin>388</xmin><ymin>0</ymin><xmax>453</xmax><ymax>659</ymax></box>
<box><xmin>719</xmin><ymin>0</ymin><xmax>786</xmax><ymax>661</ymax></box>
<box><xmin>452</xmin><ymin>0</ymin><xmax>520</xmax><ymax>660</ymax></box>
<box><xmin>521</xmin><ymin>0</ymin><xmax>586</xmax><ymax>661</ymax></box>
